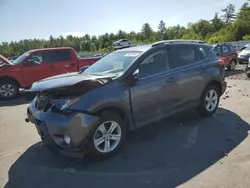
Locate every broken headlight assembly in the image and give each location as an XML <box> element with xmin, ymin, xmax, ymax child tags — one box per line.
<box><xmin>60</xmin><ymin>98</ymin><xmax>79</xmax><ymax>111</ymax></box>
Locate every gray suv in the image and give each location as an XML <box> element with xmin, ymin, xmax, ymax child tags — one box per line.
<box><xmin>26</xmin><ymin>40</ymin><xmax>227</xmax><ymax>159</ymax></box>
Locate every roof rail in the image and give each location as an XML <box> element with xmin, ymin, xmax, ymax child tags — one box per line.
<box><xmin>152</xmin><ymin>40</ymin><xmax>205</xmax><ymax>47</ymax></box>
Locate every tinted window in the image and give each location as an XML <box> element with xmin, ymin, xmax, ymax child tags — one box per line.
<box><xmin>139</xmin><ymin>49</ymin><xmax>169</xmax><ymax>78</ymax></box>
<box><xmin>44</xmin><ymin>50</ymin><xmax>71</xmax><ymax>63</ymax></box>
<box><xmin>222</xmin><ymin>45</ymin><xmax>230</xmax><ymax>53</ymax></box>
<box><xmin>25</xmin><ymin>52</ymin><xmax>43</xmax><ymax>66</ymax></box>
<box><xmin>168</xmin><ymin>45</ymin><xmax>197</xmax><ymax>69</ymax></box>
<box><xmin>228</xmin><ymin>45</ymin><xmax>235</xmax><ymax>52</ymax></box>
<box><xmin>196</xmin><ymin>46</ymin><xmax>208</xmax><ymax>61</ymax></box>
<box><xmin>213</xmin><ymin>46</ymin><xmax>222</xmax><ymax>53</ymax></box>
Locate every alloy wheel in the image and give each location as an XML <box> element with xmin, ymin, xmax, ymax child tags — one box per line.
<box><xmin>205</xmin><ymin>89</ymin><xmax>218</xmax><ymax>112</ymax></box>
<box><xmin>0</xmin><ymin>84</ymin><xmax>15</xmax><ymax>97</ymax></box>
<box><xmin>93</xmin><ymin>121</ymin><xmax>122</xmax><ymax>153</ymax></box>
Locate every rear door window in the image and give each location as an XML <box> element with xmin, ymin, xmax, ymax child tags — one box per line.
<box><xmin>43</xmin><ymin>50</ymin><xmax>71</xmax><ymax>63</ymax></box>
<box><xmin>222</xmin><ymin>45</ymin><xmax>230</xmax><ymax>53</ymax></box>
<box><xmin>168</xmin><ymin>45</ymin><xmax>198</xmax><ymax>69</ymax></box>
<box><xmin>213</xmin><ymin>46</ymin><xmax>222</xmax><ymax>54</ymax></box>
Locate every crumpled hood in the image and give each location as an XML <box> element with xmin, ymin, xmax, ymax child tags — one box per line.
<box><xmin>0</xmin><ymin>55</ymin><xmax>14</xmax><ymax>65</ymax></box>
<box><xmin>30</xmin><ymin>72</ymin><xmax>113</xmax><ymax>92</ymax></box>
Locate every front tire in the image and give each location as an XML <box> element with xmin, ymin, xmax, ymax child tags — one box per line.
<box><xmin>197</xmin><ymin>85</ymin><xmax>220</xmax><ymax>117</ymax></box>
<box><xmin>0</xmin><ymin>80</ymin><xmax>19</xmax><ymax>100</ymax></box>
<box><xmin>85</xmin><ymin>112</ymin><xmax>127</xmax><ymax>160</ymax></box>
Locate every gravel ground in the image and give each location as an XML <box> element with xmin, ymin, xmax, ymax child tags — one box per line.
<box><xmin>0</xmin><ymin>79</ymin><xmax>250</xmax><ymax>188</ymax></box>
<box><xmin>225</xmin><ymin>64</ymin><xmax>249</xmax><ymax>80</ymax></box>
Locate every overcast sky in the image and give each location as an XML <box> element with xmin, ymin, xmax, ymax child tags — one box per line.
<box><xmin>0</xmin><ymin>0</ymin><xmax>246</xmax><ymax>42</ymax></box>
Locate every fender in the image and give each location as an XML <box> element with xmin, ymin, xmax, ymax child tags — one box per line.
<box><xmin>0</xmin><ymin>75</ymin><xmax>21</xmax><ymax>87</ymax></box>
<box><xmin>91</xmin><ymin>101</ymin><xmax>135</xmax><ymax>130</ymax></box>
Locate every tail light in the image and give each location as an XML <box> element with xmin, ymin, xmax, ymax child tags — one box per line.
<box><xmin>219</xmin><ymin>59</ymin><xmax>225</xmax><ymax>65</ymax></box>
<box><xmin>218</xmin><ymin>59</ymin><xmax>225</xmax><ymax>80</ymax></box>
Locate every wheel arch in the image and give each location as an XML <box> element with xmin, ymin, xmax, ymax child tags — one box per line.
<box><xmin>205</xmin><ymin>80</ymin><xmax>223</xmax><ymax>96</ymax></box>
<box><xmin>93</xmin><ymin>103</ymin><xmax>135</xmax><ymax>131</ymax></box>
<box><xmin>0</xmin><ymin>76</ymin><xmax>20</xmax><ymax>88</ymax></box>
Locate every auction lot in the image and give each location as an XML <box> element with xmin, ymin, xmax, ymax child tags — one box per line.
<box><xmin>0</xmin><ymin>66</ymin><xmax>250</xmax><ymax>188</ymax></box>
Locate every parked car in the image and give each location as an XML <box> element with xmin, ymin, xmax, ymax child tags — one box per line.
<box><xmin>211</xmin><ymin>43</ymin><xmax>238</xmax><ymax>71</ymax></box>
<box><xmin>246</xmin><ymin>58</ymin><xmax>250</xmax><ymax>78</ymax></box>
<box><xmin>0</xmin><ymin>47</ymin><xmax>101</xmax><ymax>99</ymax></box>
<box><xmin>26</xmin><ymin>40</ymin><xmax>227</xmax><ymax>159</ymax></box>
<box><xmin>238</xmin><ymin>44</ymin><xmax>250</xmax><ymax>64</ymax></box>
<box><xmin>7</xmin><ymin>56</ymin><xmax>19</xmax><ymax>62</ymax></box>
<box><xmin>112</xmin><ymin>39</ymin><xmax>132</xmax><ymax>49</ymax></box>
<box><xmin>240</xmin><ymin>44</ymin><xmax>249</xmax><ymax>51</ymax></box>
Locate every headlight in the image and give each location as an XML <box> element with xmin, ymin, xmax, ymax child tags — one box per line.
<box><xmin>60</xmin><ymin>98</ymin><xmax>79</xmax><ymax>111</ymax></box>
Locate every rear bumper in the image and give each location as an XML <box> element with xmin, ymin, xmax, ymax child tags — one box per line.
<box><xmin>27</xmin><ymin>104</ymin><xmax>99</xmax><ymax>158</ymax></box>
<box><xmin>221</xmin><ymin>81</ymin><xmax>227</xmax><ymax>96</ymax></box>
<box><xmin>238</xmin><ymin>56</ymin><xmax>249</xmax><ymax>64</ymax></box>
<box><xmin>246</xmin><ymin>65</ymin><xmax>250</xmax><ymax>73</ymax></box>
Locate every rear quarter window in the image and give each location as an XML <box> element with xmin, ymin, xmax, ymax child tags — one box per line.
<box><xmin>228</xmin><ymin>45</ymin><xmax>235</xmax><ymax>52</ymax></box>
<box><xmin>195</xmin><ymin>46</ymin><xmax>209</xmax><ymax>61</ymax></box>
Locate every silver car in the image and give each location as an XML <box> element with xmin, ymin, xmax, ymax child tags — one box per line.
<box><xmin>112</xmin><ymin>39</ymin><xmax>132</xmax><ymax>49</ymax></box>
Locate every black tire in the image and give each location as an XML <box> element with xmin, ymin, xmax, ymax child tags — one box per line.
<box><xmin>247</xmin><ymin>73</ymin><xmax>250</xmax><ymax>78</ymax></box>
<box><xmin>197</xmin><ymin>84</ymin><xmax>220</xmax><ymax>117</ymax></box>
<box><xmin>226</xmin><ymin>59</ymin><xmax>236</xmax><ymax>71</ymax></box>
<box><xmin>0</xmin><ymin>80</ymin><xmax>19</xmax><ymax>100</ymax></box>
<box><xmin>85</xmin><ymin>111</ymin><xmax>127</xmax><ymax>160</ymax></box>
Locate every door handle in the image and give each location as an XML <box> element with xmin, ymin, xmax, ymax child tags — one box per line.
<box><xmin>71</xmin><ymin>63</ymin><xmax>76</xmax><ymax>67</ymax></box>
<box><xmin>49</xmin><ymin>65</ymin><xmax>54</xmax><ymax>69</ymax></box>
<box><xmin>166</xmin><ymin>77</ymin><xmax>176</xmax><ymax>83</ymax></box>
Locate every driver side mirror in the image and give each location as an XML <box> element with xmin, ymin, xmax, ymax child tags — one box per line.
<box><xmin>133</xmin><ymin>69</ymin><xmax>139</xmax><ymax>80</ymax></box>
<box><xmin>241</xmin><ymin>47</ymin><xmax>246</xmax><ymax>51</ymax></box>
<box><xmin>79</xmin><ymin>65</ymin><xmax>90</xmax><ymax>73</ymax></box>
<box><xmin>216</xmin><ymin>52</ymin><xmax>220</xmax><ymax>56</ymax></box>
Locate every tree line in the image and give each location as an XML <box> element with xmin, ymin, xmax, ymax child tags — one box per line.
<box><xmin>1</xmin><ymin>1</ymin><xmax>250</xmax><ymax>57</ymax></box>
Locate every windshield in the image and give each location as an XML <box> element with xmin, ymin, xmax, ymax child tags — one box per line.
<box><xmin>244</xmin><ymin>45</ymin><xmax>250</xmax><ymax>51</ymax></box>
<box><xmin>84</xmin><ymin>51</ymin><xmax>142</xmax><ymax>76</ymax></box>
<box><xmin>12</xmin><ymin>51</ymin><xmax>31</xmax><ymax>65</ymax></box>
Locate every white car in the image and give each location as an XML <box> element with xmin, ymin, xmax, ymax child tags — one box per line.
<box><xmin>112</xmin><ymin>39</ymin><xmax>132</xmax><ymax>49</ymax></box>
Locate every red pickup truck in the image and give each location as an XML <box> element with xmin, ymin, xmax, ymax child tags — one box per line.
<box><xmin>0</xmin><ymin>47</ymin><xmax>101</xmax><ymax>99</ymax></box>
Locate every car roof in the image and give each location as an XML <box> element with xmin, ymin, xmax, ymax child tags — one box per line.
<box><xmin>116</xmin><ymin>42</ymin><xmax>210</xmax><ymax>53</ymax></box>
<box><xmin>29</xmin><ymin>47</ymin><xmax>73</xmax><ymax>53</ymax></box>
<box><xmin>116</xmin><ymin>44</ymin><xmax>152</xmax><ymax>52</ymax></box>
<box><xmin>212</xmin><ymin>43</ymin><xmax>233</xmax><ymax>46</ymax></box>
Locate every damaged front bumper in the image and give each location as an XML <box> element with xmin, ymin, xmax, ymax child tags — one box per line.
<box><xmin>26</xmin><ymin>100</ymin><xmax>99</xmax><ymax>158</ymax></box>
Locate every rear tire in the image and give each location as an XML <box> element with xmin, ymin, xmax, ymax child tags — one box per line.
<box><xmin>0</xmin><ymin>80</ymin><xmax>19</xmax><ymax>100</ymax></box>
<box><xmin>227</xmin><ymin>60</ymin><xmax>236</xmax><ymax>71</ymax></box>
<box><xmin>197</xmin><ymin>85</ymin><xmax>220</xmax><ymax>117</ymax></box>
<box><xmin>85</xmin><ymin>111</ymin><xmax>127</xmax><ymax>160</ymax></box>
<box><xmin>247</xmin><ymin>73</ymin><xmax>250</xmax><ymax>78</ymax></box>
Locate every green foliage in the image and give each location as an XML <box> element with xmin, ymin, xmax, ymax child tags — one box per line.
<box><xmin>221</xmin><ymin>4</ymin><xmax>237</xmax><ymax>24</ymax></box>
<box><xmin>1</xmin><ymin>1</ymin><xmax>250</xmax><ymax>57</ymax></box>
<box><xmin>243</xmin><ymin>34</ymin><xmax>250</xmax><ymax>40</ymax></box>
